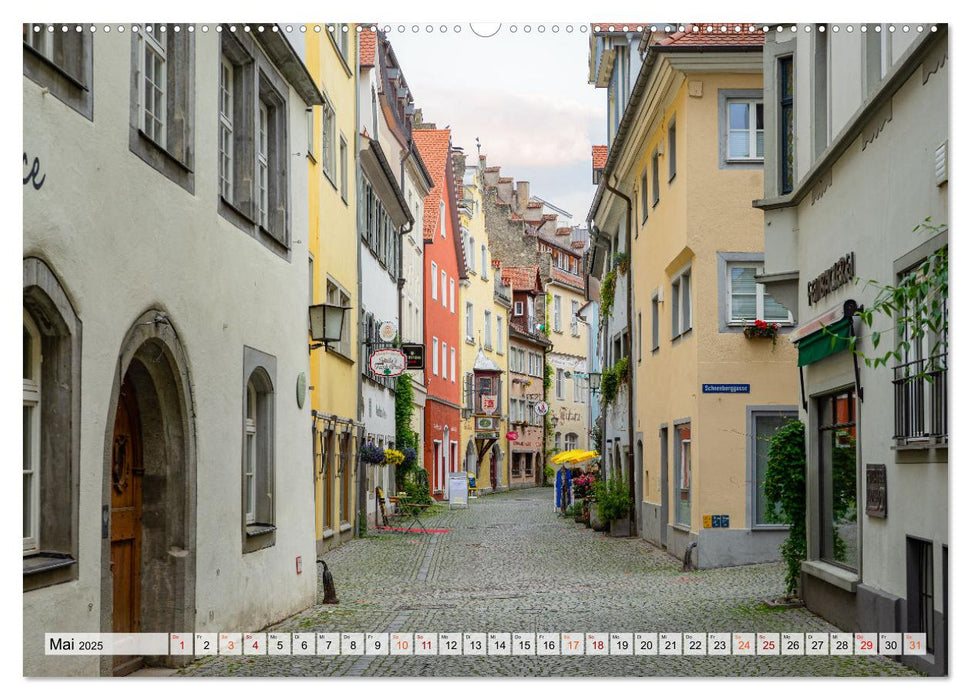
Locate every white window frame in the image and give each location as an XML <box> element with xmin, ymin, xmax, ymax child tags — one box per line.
<box><xmin>137</xmin><ymin>25</ymin><xmax>167</xmax><ymax>149</ymax></box>
<box><xmin>469</xmin><ymin>236</ymin><xmax>476</xmax><ymax>272</ymax></box>
<box><xmin>726</xmin><ymin>98</ymin><xmax>764</xmax><ymax>161</ymax></box>
<box><xmin>671</xmin><ymin>266</ymin><xmax>692</xmax><ymax>338</ymax></box>
<box><xmin>431</xmin><ymin>261</ymin><xmax>438</xmax><ymax>300</ymax></box>
<box><xmin>556</xmin><ymin>368</ymin><xmax>564</xmax><ymax>400</ymax></box>
<box><xmin>496</xmin><ymin>315</ymin><xmax>504</xmax><ymax>354</ymax></box>
<box><xmin>484</xmin><ymin>310</ymin><xmax>493</xmax><ymax>350</ymax></box>
<box><xmin>726</xmin><ymin>262</ymin><xmax>793</xmax><ymax>325</ymax></box>
<box><xmin>449</xmin><ymin>278</ymin><xmax>455</xmax><ymax>313</ymax></box>
<box><xmin>432</xmin><ymin>337</ymin><xmax>439</xmax><ymax>375</ymax></box>
<box><xmin>514</xmin><ymin>301</ymin><xmax>524</xmax><ymax>317</ymax></box>
<box><xmin>218</xmin><ymin>57</ymin><xmax>234</xmax><ymax>200</ymax></box>
<box><xmin>258</xmin><ymin>101</ymin><xmax>269</xmax><ymax>228</ymax></box>
<box><xmin>23</xmin><ymin>311</ymin><xmax>41</xmax><ymax>553</ymax></box>
<box><xmin>244</xmin><ymin>381</ymin><xmax>258</xmax><ymax>525</ymax></box>
<box><xmin>442</xmin><ymin>341</ymin><xmax>448</xmax><ymax>381</ymax></box>
<box><xmin>565</xmin><ymin>433</ymin><xmax>578</xmax><ymax>451</ymax></box>
<box><xmin>339</xmin><ymin>134</ymin><xmax>348</xmax><ymax>201</ymax></box>
<box><xmin>466</xmin><ymin>302</ymin><xmax>474</xmax><ymax>342</ymax></box>
<box><xmin>440</xmin><ymin>201</ymin><xmax>446</xmax><ymax>239</ymax></box>
<box><xmin>441</xmin><ymin>270</ymin><xmax>448</xmax><ymax>308</ymax></box>
<box><xmin>481</xmin><ymin>244</ymin><xmax>488</xmax><ymax>278</ymax></box>
<box><xmin>321</xmin><ymin>96</ymin><xmax>336</xmax><ymax>183</ymax></box>
<box><xmin>553</xmin><ymin>295</ymin><xmax>562</xmax><ymax>333</ymax></box>
<box><xmin>571</xmin><ymin>300</ymin><xmax>580</xmax><ymax>336</ymax></box>
<box><xmin>450</xmin><ymin>347</ymin><xmax>456</xmax><ymax>383</ymax></box>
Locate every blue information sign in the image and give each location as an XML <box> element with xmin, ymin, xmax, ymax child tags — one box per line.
<box><xmin>702</xmin><ymin>383</ymin><xmax>750</xmax><ymax>394</ymax></box>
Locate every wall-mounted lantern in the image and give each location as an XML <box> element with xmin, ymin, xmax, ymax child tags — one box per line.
<box><xmin>309</xmin><ymin>303</ymin><xmax>349</xmax><ymax>350</ymax></box>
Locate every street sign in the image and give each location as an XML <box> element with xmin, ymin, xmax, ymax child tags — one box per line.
<box><xmin>378</xmin><ymin>320</ymin><xmax>398</xmax><ymax>343</ymax></box>
<box><xmin>401</xmin><ymin>343</ymin><xmax>425</xmax><ymax>369</ymax></box>
<box><xmin>476</xmin><ymin>416</ymin><xmax>499</xmax><ymax>431</ymax></box>
<box><xmin>701</xmin><ymin>384</ymin><xmax>750</xmax><ymax>394</ymax></box>
<box><xmin>369</xmin><ymin>349</ymin><xmax>406</xmax><ymax>377</ymax></box>
<box><xmin>481</xmin><ymin>395</ymin><xmax>498</xmax><ymax>414</ymax></box>
<box><xmin>475</xmin><ymin>432</ymin><xmax>499</xmax><ymax>440</ymax></box>
<box><xmin>534</xmin><ymin>401</ymin><xmax>549</xmax><ymax>416</ymax></box>
<box><xmin>506</xmin><ymin>431</ymin><xmax>519</xmax><ymax>441</ymax></box>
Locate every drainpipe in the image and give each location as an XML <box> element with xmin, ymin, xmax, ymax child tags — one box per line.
<box><xmin>354</xmin><ymin>28</ymin><xmax>367</xmax><ymax>535</ymax></box>
<box><xmin>603</xmin><ymin>175</ymin><xmax>636</xmax><ymax>537</ymax></box>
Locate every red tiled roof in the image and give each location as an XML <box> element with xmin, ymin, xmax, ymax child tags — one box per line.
<box><xmin>555</xmin><ymin>227</ymin><xmax>572</xmax><ymax>235</ymax></box>
<box><xmin>657</xmin><ymin>23</ymin><xmax>765</xmax><ymax>47</ymax></box>
<box><xmin>551</xmin><ymin>267</ymin><xmax>584</xmax><ymax>291</ymax></box>
<box><xmin>359</xmin><ymin>27</ymin><xmax>376</xmax><ymax>67</ymax></box>
<box><xmin>502</xmin><ymin>266</ymin><xmax>542</xmax><ymax>293</ymax></box>
<box><xmin>510</xmin><ymin>212</ymin><xmax>523</xmax><ymax>221</ymax></box>
<box><xmin>412</xmin><ymin>129</ymin><xmax>452</xmax><ymax>241</ymax></box>
<box><xmin>592</xmin><ymin>145</ymin><xmax>608</xmax><ymax>170</ymax></box>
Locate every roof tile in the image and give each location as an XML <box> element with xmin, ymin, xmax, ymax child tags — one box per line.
<box><xmin>501</xmin><ymin>265</ymin><xmax>542</xmax><ymax>293</ymax></box>
<box><xmin>359</xmin><ymin>27</ymin><xmax>376</xmax><ymax>67</ymax></box>
<box><xmin>657</xmin><ymin>23</ymin><xmax>765</xmax><ymax>47</ymax></box>
<box><xmin>592</xmin><ymin>144</ymin><xmax>608</xmax><ymax>170</ymax></box>
<box><xmin>412</xmin><ymin>129</ymin><xmax>452</xmax><ymax>241</ymax></box>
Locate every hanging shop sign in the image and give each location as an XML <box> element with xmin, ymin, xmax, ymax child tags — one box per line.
<box><xmin>506</xmin><ymin>431</ymin><xmax>520</xmax><ymax>441</ymax></box>
<box><xmin>534</xmin><ymin>401</ymin><xmax>549</xmax><ymax>416</ymax></box>
<box><xmin>378</xmin><ymin>320</ymin><xmax>398</xmax><ymax>343</ymax></box>
<box><xmin>481</xmin><ymin>394</ymin><xmax>498</xmax><ymax>414</ymax></box>
<box><xmin>476</xmin><ymin>416</ymin><xmax>499</xmax><ymax>431</ymax></box>
<box><xmin>401</xmin><ymin>343</ymin><xmax>425</xmax><ymax>369</ymax></box>
<box><xmin>807</xmin><ymin>252</ymin><xmax>855</xmax><ymax>305</ymax></box>
<box><xmin>369</xmin><ymin>349</ymin><xmax>406</xmax><ymax>377</ymax></box>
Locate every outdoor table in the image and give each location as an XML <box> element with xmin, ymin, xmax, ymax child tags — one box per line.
<box><xmin>397</xmin><ymin>502</ymin><xmax>433</xmax><ymax>533</ymax></box>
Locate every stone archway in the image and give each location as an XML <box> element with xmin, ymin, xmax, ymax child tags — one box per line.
<box><xmin>100</xmin><ymin>309</ymin><xmax>196</xmax><ymax>676</ymax></box>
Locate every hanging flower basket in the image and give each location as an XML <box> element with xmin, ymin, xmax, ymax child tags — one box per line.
<box><xmin>359</xmin><ymin>443</ymin><xmax>386</xmax><ymax>465</ymax></box>
<box><xmin>743</xmin><ymin>319</ymin><xmax>780</xmax><ymax>344</ymax></box>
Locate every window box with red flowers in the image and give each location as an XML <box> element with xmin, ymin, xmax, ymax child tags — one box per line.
<box><xmin>743</xmin><ymin>319</ymin><xmax>780</xmax><ymax>344</ymax></box>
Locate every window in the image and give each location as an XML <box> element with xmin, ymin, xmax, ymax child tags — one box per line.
<box><xmin>23</xmin><ymin>312</ymin><xmax>41</xmax><ymax>553</ymax></box>
<box><xmin>651</xmin><ymin>291</ymin><xmax>660</xmax><ymax>351</ymax></box>
<box><xmin>219</xmin><ymin>58</ymin><xmax>234</xmax><ymax>200</ymax></box>
<box><xmin>752</xmin><ymin>410</ymin><xmax>797</xmax><ymax>526</ymax></box>
<box><xmin>779</xmin><ymin>56</ymin><xmax>795</xmax><ymax>194</ymax></box>
<box><xmin>651</xmin><ymin>148</ymin><xmax>660</xmax><ymax>206</ymax></box>
<box><xmin>450</xmin><ymin>278</ymin><xmax>455</xmax><ymax>313</ymax></box>
<box><xmin>554</xmin><ymin>432</ymin><xmax>562</xmax><ymax>451</ymax></box>
<box><xmin>556</xmin><ymin>368</ymin><xmax>564</xmax><ymax>400</ymax></box>
<box><xmin>469</xmin><ymin>237</ymin><xmax>476</xmax><ymax>272</ymax></box>
<box><xmin>431</xmin><ymin>262</ymin><xmax>438</xmax><ymax>300</ymax></box>
<box><xmin>138</xmin><ymin>25</ymin><xmax>167</xmax><ymax>148</ymax></box>
<box><xmin>668</xmin><ymin>118</ymin><xmax>677</xmax><ymax>181</ymax></box>
<box><xmin>325</xmin><ymin>280</ymin><xmax>352</xmax><ymax>358</ymax></box>
<box><xmin>339</xmin><ymin>135</ymin><xmax>348</xmax><ymax>202</ymax></box>
<box><xmin>514</xmin><ymin>301</ymin><xmax>524</xmax><ymax>317</ymax></box>
<box><xmin>450</xmin><ymin>347</ymin><xmax>456</xmax><ymax>383</ymax></box>
<box><xmin>565</xmin><ymin>433</ymin><xmax>579</xmax><ymax>451</ymax></box>
<box><xmin>242</xmin><ymin>348</ymin><xmax>276</xmax><ymax>552</ymax></box>
<box><xmin>219</xmin><ymin>29</ymin><xmax>289</xmax><ymax>247</ymax></box>
<box><xmin>23</xmin><ymin>259</ymin><xmax>82</xmax><ymax>588</ymax></box>
<box><xmin>481</xmin><ymin>244</ymin><xmax>488</xmax><ymax>278</ymax></box>
<box><xmin>818</xmin><ymin>388</ymin><xmax>858</xmax><ymax>571</ymax></box>
<box><xmin>466</xmin><ymin>302</ymin><xmax>474</xmax><ymax>341</ymax></box>
<box><xmin>442</xmin><ymin>270</ymin><xmax>448</xmax><ymax>308</ymax></box>
<box><xmin>338</xmin><ymin>432</ymin><xmax>351</xmax><ymax>524</ymax></box>
<box><xmin>23</xmin><ymin>24</ymin><xmax>92</xmax><ymax>118</ymax></box>
<box><xmin>727</xmin><ymin>263</ymin><xmax>792</xmax><ymax>324</ymax></box>
<box><xmin>671</xmin><ymin>268</ymin><xmax>692</xmax><ymax>338</ymax></box>
<box><xmin>442</xmin><ymin>342</ymin><xmax>448</xmax><ymax>381</ymax></box>
<box><xmin>675</xmin><ymin>422</ymin><xmax>691</xmax><ymax>526</ymax></box>
<box><xmin>440</xmin><ymin>201</ymin><xmax>446</xmax><ymax>239</ymax></box>
<box><xmin>512</xmin><ymin>454</ymin><xmax>522</xmax><ymax>478</ymax></box>
<box><xmin>306</xmin><ymin>107</ymin><xmax>315</xmax><ymax>160</ymax></box>
<box><xmin>907</xmin><ymin>537</ymin><xmax>935</xmax><ymax>654</ymax></box>
<box><xmin>332</xmin><ymin>24</ymin><xmax>350</xmax><ymax>65</ymax></box>
<box><xmin>432</xmin><ymin>337</ymin><xmax>439</xmax><ymax>375</ymax></box>
<box><xmin>127</xmin><ymin>24</ymin><xmax>195</xmax><ymax>190</ymax></box>
<box><xmin>321</xmin><ymin>97</ymin><xmax>336</xmax><ymax>183</ymax></box>
<box><xmin>640</xmin><ymin>169</ymin><xmax>649</xmax><ymax>224</ymax></box>
<box><xmin>812</xmin><ymin>27</ymin><xmax>829</xmax><ymax>157</ymax></box>
<box><xmin>727</xmin><ymin>99</ymin><xmax>764</xmax><ymax>160</ymax></box>
<box><xmin>484</xmin><ymin>310</ymin><xmax>493</xmax><ymax>350</ymax></box>
<box><xmin>553</xmin><ymin>295</ymin><xmax>562</xmax><ymax>333</ymax></box>
<box><xmin>571</xmin><ymin>300</ymin><xmax>580</xmax><ymax>336</ymax></box>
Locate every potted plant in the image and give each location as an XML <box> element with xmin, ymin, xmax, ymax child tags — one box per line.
<box><xmin>359</xmin><ymin>443</ymin><xmax>386</xmax><ymax>465</ymax></box>
<box><xmin>743</xmin><ymin>319</ymin><xmax>780</xmax><ymax>344</ymax></box>
<box><xmin>595</xmin><ymin>476</ymin><xmax>634</xmax><ymax>537</ymax></box>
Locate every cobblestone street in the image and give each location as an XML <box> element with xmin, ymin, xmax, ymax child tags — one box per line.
<box><xmin>183</xmin><ymin>488</ymin><xmax>917</xmax><ymax>677</ymax></box>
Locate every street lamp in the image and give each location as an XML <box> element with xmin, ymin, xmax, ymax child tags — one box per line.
<box><xmin>550</xmin><ymin>415</ymin><xmax>559</xmax><ymax>428</ymax></box>
<box><xmin>309</xmin><ymin>303</ymin><xmax>348</xmax><ymax>350</ymax></box>
<box><xmin>588</xmin><ymin>372</ymin><xmax>602</xmax><ymax>392</ymax></box>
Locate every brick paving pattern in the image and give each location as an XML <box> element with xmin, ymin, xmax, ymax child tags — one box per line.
<box><xmin>182</xmin><ymin>487</ymin><xmax>917</xmax><ymax>677</ymax></box>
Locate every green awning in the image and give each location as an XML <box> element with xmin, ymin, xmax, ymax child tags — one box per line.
<box><xmin>796</xmin><ymin>317</ymin><xmax>853</xmax><ymax>367</ymax></box>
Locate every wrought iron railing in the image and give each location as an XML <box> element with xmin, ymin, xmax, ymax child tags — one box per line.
<box><xmin>892</xmin><ymin>354</ymin><xmax>947</xmax><ymax>441</ymax></box>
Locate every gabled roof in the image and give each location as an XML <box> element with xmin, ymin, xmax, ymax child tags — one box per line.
<box><xmin>592</xmin><ymin>144</ymin><xmax>608</xmax><ymax>170</ymax></box>
<box><xmin>412</xmin><ymin>129</ymin><xmax>452</xmax><ymax>242</ymax></box>
<box><xmin>501</xmin><ymin>266</ymin><xmax>543</xmax><ymax>294</ymax></box>
<box><xmin>657</xmin><ymin>23</ymin><xmax>765</xmax><ymax>47</ymax></box>
<box><xmin>359</xmin><ymin>27</ymin><xmax>377</xmax><ymax>66</ymax></box>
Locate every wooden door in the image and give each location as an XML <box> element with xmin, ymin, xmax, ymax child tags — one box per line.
<box><xmin>489</xmin><ymin>451</ymin><xmax>497</xmax><ymax>491</ymax></box>
<box><xmin>111</xmin><ymin>375</ymin><xmax>143</xmax><ymax>675</ymax></box>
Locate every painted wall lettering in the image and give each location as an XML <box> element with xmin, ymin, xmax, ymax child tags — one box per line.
<box><xmin>23</xmin><ymin>152</ymin><xmax>46</xmax><ymax>190</ymax></box>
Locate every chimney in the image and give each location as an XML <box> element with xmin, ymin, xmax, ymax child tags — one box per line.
<box><xmin>515</xmin><ymin>181</ymin><xmax>530</xmax><ymax>216</ymax></box>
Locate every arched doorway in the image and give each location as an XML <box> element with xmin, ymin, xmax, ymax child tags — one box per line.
<box><xmin>101</xmin><ymin>310</ymin><xmax>196</xmax><ymax>676</ymax></box>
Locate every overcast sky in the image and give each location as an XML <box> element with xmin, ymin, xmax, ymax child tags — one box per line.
<box><xmin>389</xmin><ymin>24</ymin><xmax>604</xmax><ymax>224</ymax></box>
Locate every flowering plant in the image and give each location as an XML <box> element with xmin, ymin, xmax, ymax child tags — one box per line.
<box><xmin>572</xmin><ymin>473</ymin><xmax>597</xmax><ymax>500</ymax></box>
<box><xmin>359</xmin><ymin>443</ymin><xmax>386</xmax><ymax>464</ymax></box>
<box><xmin>384</xmin><ymin>449</ymin><xmax>405</xmax><ymax>467</ymax></box>
<box><xmin>743</xmin><ymin>319</ymin><xmax>780</xmax><ymax>344</ymax></box>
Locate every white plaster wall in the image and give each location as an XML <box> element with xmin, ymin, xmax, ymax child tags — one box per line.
<box><xmin>829</xmin><ymin>30</ymin><xmax>862</xmax><ymax>139</ymax></box>
<box><xmin>23</xmin><ymin>30</ymin><xmax>317</xmax><ymax>675</ymax></box>
<box><xmin>792</xmin><ymin>42</ymin><xmax>947</xmax><ymax>605</ymax></box>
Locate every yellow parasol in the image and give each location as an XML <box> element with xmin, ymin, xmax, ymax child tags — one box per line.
<box><xmin>550</xmin><ymin>449</ymin><xmax>599</xmax><ymax>464</ymax></box>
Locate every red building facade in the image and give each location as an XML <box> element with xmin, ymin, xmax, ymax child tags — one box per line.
<box><xmin>413</xmin><ymin>128</ymin><xmax>466</xmax><ymax>499</ymax></box>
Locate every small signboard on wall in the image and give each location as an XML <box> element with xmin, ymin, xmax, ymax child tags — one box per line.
<box><xmin>865</xmin><ymin>464</ymin><xmax>887</xmax><ymax>518</ymax></box>
<box><xmin>448</xmin><ymin>472</ymin><xmax>469</xmax><ymax>509</ymax></box>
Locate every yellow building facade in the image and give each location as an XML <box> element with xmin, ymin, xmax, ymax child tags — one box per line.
<box><xmin>458</xmin><ymin>158</ymin><xmax>512</xmax><ymax>493</ymax></box>
<box><xmin>306</xmin><ymin>25</ymin><xmax>361</xmax><ymax>554</ymax></box>
<box><xmin>592</xmin><ymin>28</ymin><xmax>799</xmax><ymax>567</ymax></box>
